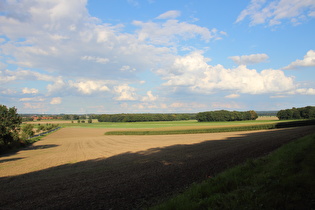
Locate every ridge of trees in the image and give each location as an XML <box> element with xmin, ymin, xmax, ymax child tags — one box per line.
<box><xmin>96</xmin><ymin>113</ymin><xmax>194</xmax><ymax>122</ymax></box>
<box><xmin>196</xmin><ymin>110</ymin><xmax>258</xmax><ymax>122</ymax></box>
<box><xmin>277</xmin><ymin>106</ymin><xmax>315</xmax><ymax>120</ymax></box>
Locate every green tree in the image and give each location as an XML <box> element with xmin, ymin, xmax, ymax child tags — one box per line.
<box><xmin>249</xmin><ymin>110</ymin><xmax>258</xmax><ymax>120</ymax></box>
<box><xmin>37</xmin><ymin>124</ymin><xmax>45</xmax><ymax>132</ymax></box>
<box><xmin>21</xmin><ymin>124</ymin><xmax>34</xmax><ymax>140</ymax></box>
<box><xmin>292</xmin><ymin>107</ymin><xmax>301</xmax><ymax>119</ymax></box>
<box><xmin>0</xmin><ymin>105</ymin><xmax>22</xmax><ymax>145</ymax></box>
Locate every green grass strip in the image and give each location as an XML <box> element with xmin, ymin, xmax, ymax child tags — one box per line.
<box><xmin>105</xmin><ymin>120</ymin><xmax>315</xmax><ymax>135</ymax></box>
<box><xmin>105</xmin><ymin>124</ymin><xmax>276</xmax><ymax>135</ymax></box>
<box><xmin>150</xmin><ymin>132</ymin><xmax>315</xmax><ymax>210</ymax></box>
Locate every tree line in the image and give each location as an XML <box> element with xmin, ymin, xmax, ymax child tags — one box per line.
<box><xmin>196</xmin><ymin>110</ymin><xmax>258</xmax><ymax>122</ymax></box>
<box><xmin>96</xmin><ymin>113</ymin><xmax>194</xmax><ymax>122</ymax></box>
<box><xmin>277</xmin><ymin>106</ymin><xmax>315</xmax><ymax>120</ymax></box>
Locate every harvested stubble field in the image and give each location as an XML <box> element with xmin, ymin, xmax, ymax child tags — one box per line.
<box><xmin>1</xmin><ymin>125</ymin><xmax>315</xmax><ymax>209</ymax></box>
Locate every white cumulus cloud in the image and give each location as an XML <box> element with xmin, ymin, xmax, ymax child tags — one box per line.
<box><xmin>283</xmin><ymin>50</ymin><xmax>315</xmax><ymax>69</ymax></box>
<box><xmin>69</xmin><ymin>80</ymin><xmax>110</xmax><ymax>95</ymax></box>
<box><xmin>289</xmin><ymin>88</ymin><xmax>315</xmax><ymax>95</ymax></box>
<box><xmin>141</xmin><ymin>91</ymin><xmax>158</xmax><ymax>102</ymax></box>
<box><xmin>114</xmin><ymin>84</ymin><xmax>137</xmax><ymax>101</ymax></box>
<box><xmin>159</xmin><ymin>51</ymin><xmax>297</xmax><ymax>95</ymax></box>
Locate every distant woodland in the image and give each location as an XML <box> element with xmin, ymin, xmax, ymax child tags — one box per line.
<box><xmin>277</xmin><ymin>106</ymin><xmax>315</xmax><ymax>120</ymax></box>
<box><xmin>196</xmin><ymin>110</ymin><xmax>258</xmax><ymax>122</ymax></box>
<box><xmin>96</xmin><ymin>113</ymin><xmax>194</xmax><ymax>122</ymax></box>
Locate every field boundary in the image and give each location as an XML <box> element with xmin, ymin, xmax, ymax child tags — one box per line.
<box><xmin>105</xmin><ymin>119</ymin><xmax>315</xmax><ymax>135</ymax></box>
<box><xmin>30</xmin><ymin>126</ymin><xmax>62</xmax><ymax>139</ymax></box>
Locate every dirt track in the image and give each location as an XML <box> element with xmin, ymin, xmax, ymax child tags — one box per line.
<box><xmin>1</xmin><ymin>126</ymin><xmax>315</xmax><ymax>209</ymax></box>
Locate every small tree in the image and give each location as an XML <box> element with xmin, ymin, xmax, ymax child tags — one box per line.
<box><xmin>21</xmin><ymin>124</ymin><xmax>34</xmax><ymax>140</ymax></box>
<box><xmin>0</xmin><ymin>105</ymin><xmax>22</xmax><ymax>145</ymax></box>
<box><xmin>249</xmin><ymin>110</ymin><xmax>258</xmax><ymax>120</ymax></box>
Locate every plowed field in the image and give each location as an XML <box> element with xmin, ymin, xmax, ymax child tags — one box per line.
<box><xmin>1</xmin><ymin>125</ymin><xmax>315</xmax><ymax>209</ymax></box>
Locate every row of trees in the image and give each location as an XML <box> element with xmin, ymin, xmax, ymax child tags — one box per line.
<box><xmin>96</xmin><ymin>113</ymin><xmax>193</xmax><ymax>122</ymax></box>
<box><xmin>20</xmin><ymin>123</ymin><xmax>60</xmax><ymax>145</ymax></box>
<box><xmin>21</xmin><ymin>114</ymin><xmax>92</xmax><ymax>122</ymax></box>
<box><xmin>75</xmin><ymin>119</ymin><xmax>93</xmax><ymax>123</ymax></box>
<box><xmin>277</xmin><ymin>106</ymin><xmax>315</xmax><ymax>120</ymax></box>
<box><xmin>196</xmin><ymin>110</ymin><xmax>258</xmax><ymax>122</ymax></box>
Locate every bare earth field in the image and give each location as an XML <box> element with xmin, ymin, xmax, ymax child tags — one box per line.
<box><xmin>1</xmin><ymin>125</ymin><xmax>315</xmax><ymax>209</ymax></box>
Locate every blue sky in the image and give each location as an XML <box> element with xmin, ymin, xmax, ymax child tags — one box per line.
<box><xmin>0</xmin><ymin>0</ymin><xmax>315</xmax><ymax>114</ymax></box>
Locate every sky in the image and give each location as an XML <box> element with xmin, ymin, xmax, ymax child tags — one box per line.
<box><xmin>0</xmin><ymin>0</ymin><xmax>315</xmax><ymax>114</ymax></box>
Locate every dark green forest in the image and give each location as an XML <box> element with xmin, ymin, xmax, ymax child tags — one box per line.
<box><xmin>277</xmin><ymin>106</ymin><xmax>315</xmax><ymax>120</ymax></box>
<box><xmin>96</xmin><ymin>113</ymin><xmax>195</xmax><ymax>122</ymax></box>
<box><xmin>196</xmin><ymin>110</ymin><xmax>258</xmax><ymax>122</ymax></box>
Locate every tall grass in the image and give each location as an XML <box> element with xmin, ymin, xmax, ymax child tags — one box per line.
<box><xmin>150</xmin><ymin>132</ymin><xmax>315</xmax><ymax>210</ymax></box>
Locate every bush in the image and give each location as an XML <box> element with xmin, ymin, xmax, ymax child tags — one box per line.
<box><xmin>21</xmin><ymin>124</ymin><xmax>34</xmax><ymax>140</ymax></box>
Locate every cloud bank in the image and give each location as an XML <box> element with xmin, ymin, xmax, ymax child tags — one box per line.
<box><xmin>0</xmin><ymin>0</ymin><xmax>314</xmax><ymax>113</ymax></box>
<box><xmin>236</xmin><ymin>0</ymin><xmax>315</xmax><ymax>26</ymax></box>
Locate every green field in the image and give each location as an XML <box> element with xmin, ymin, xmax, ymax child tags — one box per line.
<box><xmin>24</xmin><ymin>118</ymin><xmax>315</xmax><ymax>136</ymax></box>
<box><xmin>61</xmin><ymin>119</ymin><xmax>279</xmax><ymax>129</ymax></box>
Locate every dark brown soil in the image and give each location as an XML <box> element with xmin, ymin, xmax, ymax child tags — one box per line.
<box><xmin>0</xmin><ymin>125</ymin><xmax>314</xmax><ymax>210</ymax></box>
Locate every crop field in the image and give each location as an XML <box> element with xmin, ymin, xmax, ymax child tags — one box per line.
<box><xmin>1</xmin><ymin>120</ymin><xmax>314</xmax><ymax>209</ymax></box>
<box><xmin>29</xmin><ymin>117</ymin><xmax>279</xmax><ymax>129</ymax></box>
<box><xmin>0</xmin><ymin>125</ymin><xmax>281</xmax><ymax>177</ymax></box>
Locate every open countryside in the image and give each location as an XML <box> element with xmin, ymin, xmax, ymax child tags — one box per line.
<box><xmin>1</xmin><ymin>115</ymin><xmax>315</xmax><ymax>209</ymax></box>
<box><xmin>0</xmin><ymin>117</ymin><xmax>281</xmax><ymax>177</ymax></box>
<box><xmin>1</xmin><ymin>0</ymin><xmax>315</xmax><ymax>208</ymax></box>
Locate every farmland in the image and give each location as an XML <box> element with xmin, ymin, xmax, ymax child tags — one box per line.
<box><xmin>1</xmin><ymin>118</ymin><xmax>315</xmax><ymax>209</ymax></box>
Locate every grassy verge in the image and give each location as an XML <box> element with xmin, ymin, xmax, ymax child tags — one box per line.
<box><xmin>150</xmin><ymin>132</ymin><xmax>315</xmax><ymax>210</ymax></box>
<box><xmin>105</xmin><ymin>120</ymin><xmax>315</xmax><ymax>135</ymax></box>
